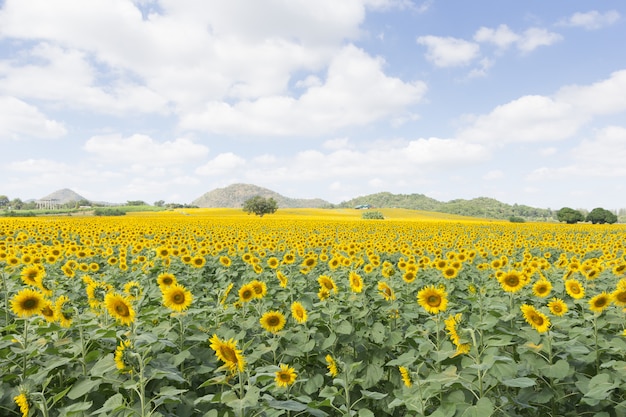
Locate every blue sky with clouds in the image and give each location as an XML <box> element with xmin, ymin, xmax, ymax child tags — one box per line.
<box><xmin>1</xmin><ymin>0</ymin><xmax>625</xmax><ymax>210</ymax></box>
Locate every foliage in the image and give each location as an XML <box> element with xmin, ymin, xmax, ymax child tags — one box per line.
<box><xmin>93</xmin><ymin>208</ymin><xmax>126</xmax><ymax>216</ymax></box>
<box><xmin>556</xmin><ymin>207</ymin><xmax>585</xmax><ymax>224</ymax></box>
<box><xmin>2</xmin><ymin>212</ymin><xmax>626</xmax><ymax>416</ymax></box>
<box><xmin>509</xmin><ymin>216</ymin><xmax>525</xmax><ymax>223</ymax></box>
<box><xmin>126</xmin><ymin>200</ymin><xmax>148</xmax><ymax>206</ymax></box>
<box><xmin>586</xmin><ymin>207</ymin><xmax>618</xmax><ymax>224</ymax></box>
<box><xmin>362</xmin><ymin>210</ymin><xmax>385</xmax><ymax>220</ymax></box>
<box><xmin>243</xmin><ymin>196</ymin><xmax>278</xmax><ymax>217</ymax></box>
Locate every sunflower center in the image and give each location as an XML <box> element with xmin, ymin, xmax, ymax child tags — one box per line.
<box><xmin>162</xmin><ymin>278</ymin><xmax>173</xmax><ymax>285</ymax></box>
<box><xmin>173</xmin><ymin>293</ymin><xmax>185</xmax><ymax>304</ymax></box>
<box><xmin>42</xmin><ymin>306</ymin><xmax>54</xmax><ymax>316</ymax></box>
<box><xmin>531</xmin><ymin>314</ymin><xmax>544</xmax><ymax>326</ymax></box>
<box><xmin>219</xmin><ymin>346</ymin><xmax>238</xmax><ymax>363</ymax></box>
<box><xmin>505</xmin><ymin>276</ymin><xmax>519</xmax><ymax>286</ymax></box>
<box><xmin>617</xmin><ymin>292</ymin><xmax>626</xmax><ymax>303</ymax></box>
<box><xmin>570</xmin><ymin>285</ymin><xmax>580</xmax><ymax>294</ymax></box>
<box><xmin>116</xmin><ymin>303</ymin><xmax>130</xmax><ymax>317</ymax></box>
<box><xmin>279</xmin><ymin>372</ymin><xmax>291</xmax><ymax>381</ymax></box>
<box><xmin>594</xmin><ymin>297</ymin><xmax>607</xmax><ymax>308</ymax></box>
<box><xmin>23</xmin><ymin>298</ymin><xmax>39</xmax><ymax>309</ymax></box>
<box><xmin>427</xmin><ymin>295</ymin><xmax>441</xmax><ymax>307</ymax></box>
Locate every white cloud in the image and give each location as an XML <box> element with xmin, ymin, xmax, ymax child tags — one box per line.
<box><xmin>474</xmin><ymin>24</ymin><xmax>520</xmax><ymax>50</ymax></box>
<box><xmin>323</xmin><ymin>138</ymin><xmax>351</xmax><ymax>150</ymax></box>
<box><xmin>405</xmin><ymin>137</ymin><xmax>489</xmax><ymax>164</ymax></box>
<box><xmin>0</xmin><ymin>96</ymin><xmax>67</xmax><ymax>139</ymax></box>
<box><xmin>180</xmin><ymin>45</ymin><xmax>427</xmax><ymax>135</ymax></box>
<box><xmin>195</xmin><ymin>152</ymin><xmax>246</xmax><ymax>176</ymax></box>
<box><xmin>558</xmin><ymin>10</ymin><xmax>620</xmax><ymax>30</ymax></box>
<box><xmin>516</xmin><ymin>28</ymin><xmax>563</xmax><ymax>53</ymax></box>
<box><xmin>7</xmin><ymin>158</ymin><xmax>71</xmax><ymax>173</ymax></box>
<box><xmin>417</xmin><ymin>35</ymin><xmax>480</xmax><ymax>67</ymax></box>
<box><xmin>555</xmin><ymin>70</ymin><xmax>626</xmax><ymax>115</ymax></box>
<box><xmin>83</xmin><ymin>134</ymin><xmax>209</xmax><ymax>166</ymax></box>
<box><xmin>483</xmin><ymin>170</ymin><xmax>504</xmax><ymax>180</ymax></box>
<box><xmin>539</xmin><ymin>147</ymin><xmax>557</xmax><ymax>157</ymax></box>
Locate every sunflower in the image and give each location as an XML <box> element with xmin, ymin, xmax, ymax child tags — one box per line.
<box><xmin>547</xmin><ymin>298</ymin><xmax>568</xmax><ymax>316</ymax></box>
<box><xmin>275</xmin><ymin>364</ymin><xmax>297</xmax><ymax>388</ymax></box>
<box><xmin>20</xmin><ymin>265</ymin><xmax>44</xmax><ymax>287</ymax></box>
<box><xmin>191</xmin><ymin>256</ymin><xmax>206</xmax><ymax>268</ymax></box>
<box><xmin>55</xmin><ymin>295</ymin><xmax>74</xmax><ymax>327</ymax></box>
<box><xmin>444</xmin><ymin>313</ymin><xmax>463</xmax><ymax>346</ymax></box>
<box><xmin>498</xmin><ymin>271</ymin><xmax>525</xmax><ymax>293</ymax></box>
<box><xmin>114</xmin><ymin>339</ymin><xmax>134</xmax><ymax>373</ymax></box>
<box><xmin>10</xmin><ymin>288</ymin><xmax>45</xmax><ymax>318</ymax></box>
<box><xmin>157</xmin><ymin>273</ymin><xmax>177</xmax><ymax>289</ymax></box>
<box><xmin>220</xmin><ymin>283</ymin><xmax>234</xmax><ymax>305</ymax></box>
<box><xmin>589</xmin><ymin>292</ymin><xmax>613</xmax><ymax>314</ymax></box>
<box><xmin>520</xmin><ymin>304</ymin><xmax>550</xmax><ymax>333</ymax></box>
<box><xmin>325</xmin><ymin>354</ymin><xmax>338</xmax><ymax>376</ymax></box>
<box><xmin>291</xmin><ymin>301</ymin><xmax>308</xmax><ymax>324</ymax></box>
<box><xmin>417</xmin><ymin>285</ymin><xmax>448</xmax><ymax>315</ymax></box>
<box><xmin>276</xmin><ymin>271</ymin><xmax>288</xmax><ymax>288</ymax></box>
<box><xmin>209</xmin><ymin>334</ymin><xmax>246</xmax><ymax>373</ymax></box>
<box><xmin>318</xmin><ymin>275</ymin><xmax>338</xmax><ymax>294</ymax></box>
<box><xmin>612</xmin><ymin>286</ymin><xmax>626</xmax><ymax>307</ymax></box>
<box><xmin>40</xmin><ymin>299</ymin><xmax>57</xmax><ymax>322</ymax></box>
<box><xmin>250</xmin><ymin>280</ymin><xmax>267</xmax><ymax>299</ymax></box>
<box><xmin>399</xmin><ymin>366</ymin><xmax>412</xmax><ymax>387</ymax></box>
<box><xmin>86</xmin><ymin>281</ymin><xmax>111</xmax><ymax>309</ymax></box>
<box><xmin>238</xmin><ymin>283</ymin><xmax>255</xmax><ymax>303</ymax></box>
<box><xmin>105</xmin><ymin>293</ymin><xmax>136</xmax><ymax>325</ymax></box>
<box><xmin>14</xmin><ymin>392</ymin><xmax>29</xmax><ymax>417</ymax></box>
<box><xmin>402</xmin><ymin>270</ymin><xmax>416</xmax><ymax>283</ymax></box>
<box><xmin>565</xmin><ymin>279</ymin><xmax>585</xmax><ymax>299</ymax></box>
<box><xmin>442</xmin><ymin>266</ymin><xmax>459</xmax><ymax>279</ymax></box>
<box><xmin>162</xmin><ymin>284</ymin><xmax>193</xmax><ymax>312</ymax></box>
<box><xmin>348</xmin><ymin>271</ymin><xmax>364</xmax><ymax>293</ymax></box>
<box><xmin>219</xmin><ymin>256</ymin><xmax>232</xmax><ymax>268</ymax></box>
<box><xmin>260</xmin><ymin>311</ymin><xmax>286</xmax><ymax>333</ymax></box>
<box><xmin>377</xmin><ymin>281</ymin><xmax>396</xmax><ymax>301</ymax></box>
<box><xmin>267</xmin><ymin>257</ymin><xmax>279</xmax><ymax>269</ymax></box>
<box><xmin>318</xmin><ymin>288</ymin><xmax>330</xmax><ymax>301</ymax></box>
<box><xmin>123</xmin><ymin>281</ymin><xmax>143</xmax><ymax>301</ymax></box>
<box><xmin>532</xmin><ymin>279</ymin><xmax>552</xmax><ymax>298</ymax></box>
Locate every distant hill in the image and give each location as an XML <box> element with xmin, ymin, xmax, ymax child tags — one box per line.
<box><xmin>338</xmin><ymin>193</ymin><xmax>555</xmax><ymax>221</ymax></box>
<box><xmin>192</xmin><ymin>184</ymin><xmax>330</xmax><ymax>208</ymax></box>
<box><xmin>39</xmin><ymin>188</ymin><xmax>87</xmax><ymax>204</ymax></box>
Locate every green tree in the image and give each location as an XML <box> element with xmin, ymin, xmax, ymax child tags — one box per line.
<box><xmin>556</xmin><ymin>207</ymin><xmax>585</xmax><ymax>224</ymax></box>
<box><xmin>586</xmin><ymin>207</ymin><xmax>618</xmax><ymax>224</ymax></box>
<box><xmin>126</xmin><ymin>200</ymin><xmax>147</xmax><ymax>206</ymax></box>
<box><xmin>154</xmin><ymin>200</ymin><xmax>165</xmax><ymax>207</ymax></box>
<box><xmin>0</xmin><ymin>195</ymin><xmax>9</xmax><ymax>208</ymax></box>
<box><xmin>242</xmin><ymin>196</ymin><xmax>278</xmax><ymax>217</ymax></box>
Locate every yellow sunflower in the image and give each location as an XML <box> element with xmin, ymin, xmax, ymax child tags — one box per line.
<box><xmin>325</xmin><ymin>354</ymin><xmax>338</xmax><ymax>377</ymax></box>
<box><xmin>498</xmin><ymin>271</ymin><xmax>525</xmax><ymax>293</ymax></box>
<box><xmin>209</xmin><ymin>334</ymin><xmax>246</xmax><ymax>373</ymax></box>
<box><xmin>417</xmin><ymin>285</ymin><xmax>448</xmax><ymax>315</ymax></box>
<box><xmin>220</xmin><ymin>283</ymin><xmax>234</xmax><ymax>305</ymax></box>
<box><xmin>238</xmin><ymin>283</ymin><xmax>256</xmax><ymax>303</ymax></box>
<box><xmin>267</xmin><ymin>257</ymin><xmax>279</xmax><ymax>269</ymax></box>
<box><xmin>402</xmin><ymin>270</ymin><xmax>416</xmax><ymax>283</ymax></box>
<box><xmin>520</xmin><ymin>304</ymin><xmax>550</xmax><ymax>333</ymax></box>
<box><xmin>589</xmin><ymin>292</ymin><xmax>612</xmax><ymax>314</ymax></box>
<box><xmin>276</xmin><ymin>271</ymin><xmax>288</xmax><ymax>288</ymax></box>
<box><xmin>291</xmin><ymin>301</ymin><xmax>308</xmax><ymax>324</ymax></box>
<box><xmin>10</xmin><ymin>288</ymin><xmax>45</xmax><ymax>318</ymax></box>
<box><xmin>399</xmin><ymin>366</ymin><xmax>412</xmax><ymax>387</ymax></box>
<box><xmin>219</xmin><ymin>256</ymin><xmax>232</xmax><ymax>268</ymax></box>
<box><xmin>275</xmin><ymin>364</ymin><xmax>297</xmax><ymax>388</ymax></box>
<box><xmin>565</xmin><ymin>279</ymin><xmax>585</xmax><ymax>299</ymax></box>
<box><xmin>14</xmin><ymin>392</ymin><xmax>29</xmax><ymax>417</ymax></box>
<box><xmin>162</xmin><ymin>284</ymin><xmax>193</xmax><ymax>312</ymax></box>
<box><xmin>20</xmin><ymin>265</ymin><xmax>44</xmax><ymax>286</ymax></box>
<box><xmin>114</xmin><ymin>339</ymin><xmax>134</xmax><ymax>373</ymax></box>
<box><xmin>442</xmin><ymin>266</ymin><xmax>459</xmax><ymax>279</ymax></box>
<box><xmin>55</xmin><ymin>295</ymin><xmax>74</xmax><ymax>327</ymax></box>
<box><xmin>348</xmin><ymin>271</ymin><xmax>364</xmax><ymax>293</ymax></box>
<box><xmin>532</xmin><ymin>279</ymin><xmax>552</xmax><ymax>298</ymax></box>
<box><xmin>123</xmin><ymin>281</ymin><xmax>143</xmax><ymax>301</ymax></box>
<box><xmin>250</xmin><ymin>280</ymin><xmax>267</xmax><ymax>299</ymax></box>
<box><xmin>547</xmin><ymin>297</ymin><xmax>568</xmax><ymax>316</ymax></box>
<box><xmin>105</xmin><ymin>293</ymin><xmax>136</xmax><ymax>325</ymax></box>
<box><xmin>157</xmin><ymin>273</ymin><xmax>177</xmax><ymax>289</ymax></box>
<box><xmin>611</xmin><ymin>284</ymin><xmax>626</xmax><ymax>307</ymax></box>
<box><xmin>40</xmin><ymin>299</ymin><xmax>57</xmax><ymax>322</ymax></box>
<box><xmin>191</xmin><ymin>256</ymin><xmax>206</xmax><ymax>268</ymax></box>
<box><xmin>318</xmin><ymin>275</ymin><xmax>338</xmax><ymax>294</ymax></box>
<box><xmin>260</xmin><ymin>311</ymin><xmax>286</xmax><ymax>333</ymax></box>
<box><xmin>377</xmin><ymin>281</ymin><xmax>396</xmax><ymax>301</ymax></box>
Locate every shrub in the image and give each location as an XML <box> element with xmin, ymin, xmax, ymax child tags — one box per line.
<box><xmin>362</xmin><ymin>210</ymin><xmax>384</xmax><ymax>220</ymax></box>
<box><xmin>509</xmin><ymin>216</ymin><xmax>525</xmax><ymax>223</ymax></box>
<box><xmin>94</xmin><ymin>208</ymin><xmax>126</xmax><ymax>216</ymax></box>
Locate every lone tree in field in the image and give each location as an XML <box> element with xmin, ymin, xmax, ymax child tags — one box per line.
<box><xmin>556</xmin><ymin>207</ymin><xmax>585</xmax><ymax>224</ymax></box>
<box><xmin>586</xmin><ymin>207</ymin><xmax>618</xmax><ymax>224</ymax></box>
<box><xmin>243</xmin><ymin>196</ymin><xmax>278</xmax><ymax>217</ymax></box>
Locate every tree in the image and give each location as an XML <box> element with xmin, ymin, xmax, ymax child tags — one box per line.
<box><xmin>586</xmin><ymin>207</ymin><xmax>618</xmax><ymax>224</ymax></box>
<box><xmin>556</xmin><ymin>207</ymin><xmax>585</xmax><ymax>224</ymax></box>
<box><xmin>243</xmin><ymin>196</ymin><xmax>278</xmax><ymax>217</ymax></box>
<box><xmin>126</xmin><ymin>200</ymin><xmax>147</xmax><ymax>206</ymax></box>
<box><xmin>10</xmin><ymin>198</ymin><xmax>24</xmax><ymax>210</ymax></box>
<box><xmin>0</xmin><ymin>195</ymin><xmax>9</xmax><ymax>208</ymax></box>
<box><xmin>154</xmin><ymin>200</ymin><xmax>165</xmax><ymax>207</ymax></box>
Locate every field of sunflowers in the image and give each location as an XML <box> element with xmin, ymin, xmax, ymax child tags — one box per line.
<box><xmin>2</xmin><ymin>208</ymin><xmax>626</xmax><ymax>417</ymax></box>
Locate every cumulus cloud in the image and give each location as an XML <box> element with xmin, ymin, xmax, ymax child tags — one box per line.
<box><xmin>195</xmin><ymin>152</ymin><xmax>246</xmax><ymax>176</ymax></box>
<box><xmin>474</xmin><ymin>25</ymin><xmax>562</xmax><ymax>53</ymax></box>
<box><xmin>558</xmin><ymin>10</ymin><xmax>620</xmax><ymax>30</ymax></box>
<box><xmin>474</xmin><ymin>24</ymin><xmax>520</xmax><ymax>50</ymax></box>
<box><xmin>7</xmin><ymin>158</ymin><xmax>71</xmax><ymax>173</ymax></box>
<box><xmin>83</xmin><ymin>134</ymin><xmax>209</xmax><ymax>166</ymax></box>
<box><xmin>180</xmin><ymin>45</ymin><xmax>427</xmax><ymax>135</ymax></box>
<box><xmin>0</xmin><ymin>96</ymin><xmax>67</xmax><ymax>139</ymax></box>
<box><xmin>416</xmin><ymin>35</ymin><xmax>480</xmax><ymax>67</ymax></box>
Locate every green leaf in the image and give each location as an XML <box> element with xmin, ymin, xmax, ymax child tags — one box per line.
<box><xmin>542</xmin><ymin>359</ymin><xmax>570</xmax><ymax>380</ymax></box>
<box><xmin>370</xmin><ymin>322</ymin><xmax>385</xmax><ymax>344</ymax></box>
<box><xmin>89</xmin><ymin>354</ymin><xmax>117</xmax><ymax>377</ymax></box>
<box><xmin>321</xmin><ymin>332</ymin><xmax>336</xmax><ymax>350</ymax></box>
<box><xmin>363</xmin><ymin>364</ymin><xmax>384</xmax><ymax>388</ymax></box>
<box><xmin>461</xmin><ymin>397</ymin><xmax>493</xmax><ymax>417</ymax></box>
<box><xmin>267</xmin><ymin>399</ymin><xmax>308</xmax><ymax>412</ymax></box>
<box><xmin>360</xmin><ymin>389</ymin><xmax>387</xmax><ymax>400</ymax></box>
<box><xmin>501</xmin><ymin>377</ymin><xmax>536</xmax><ymax>388</ymax></box>
<box><xmin>336</xmin><ymin>320</ymin><xmax>353</xmax><ymax>335</ymax></box>
<box><xmin>67</xmin><ymin>378</ymin><xmax>101</xmax><ymax>400</ymax></box>
<box><xmin>60</xmin><ymin>401</ymin><xmax>93</xmax><ymax>415</ymax></box>
<box><xmin>93</xmin><ymin>393</ymin><xmax>124</xmax><ymax>415</ymax></box>
<box><xmin>358</xmin><ymin>409</ymin><xmax>376</xmax><ymax>417</ymax></box>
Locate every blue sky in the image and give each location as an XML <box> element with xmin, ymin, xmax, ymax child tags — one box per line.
<box><xmin>1</xmin><ymin>0</ymin><xmax>625</xmax><ymax>211</ymax></box>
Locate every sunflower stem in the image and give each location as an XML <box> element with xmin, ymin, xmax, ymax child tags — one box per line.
<box><xmin>1</xmin><ymin>271</ymin><xmax>8</xmax><ymax>326</ymax></box>
<box><xmin>21</xmin><ymin>318</ymin><xmax>29</xmax><ymax>382</ymax></box>
<box><xmin>76</xmin><ymin>309</ymin><xmax>88</xmax><ymax>376</ymax></box>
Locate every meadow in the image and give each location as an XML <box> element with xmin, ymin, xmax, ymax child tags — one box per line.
<box><xmin>1</xmin><ymin>208</ymin><xmax>626</xmax><ymax>417</ymax></box>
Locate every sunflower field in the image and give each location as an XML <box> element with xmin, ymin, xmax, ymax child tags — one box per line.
<box><xmin>2</xmin><ymin>209</ymin><xmax>626</xmax><ymax>417</ymax></box>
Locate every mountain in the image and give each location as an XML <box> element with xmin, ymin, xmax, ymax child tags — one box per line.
<box><xmin>39</xmin><ymin>188</ymin><xmax>87</xmax><ymax>204</ymax></box>
<box><xmin>192</xmin><ymin>184</ymin><xmax>330</xmax><ymax>208</ymax></box>
<box><xmin>338</xmin><ymin>193</ymin><xmax>554</xmax><ymax>221</ymax></box>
